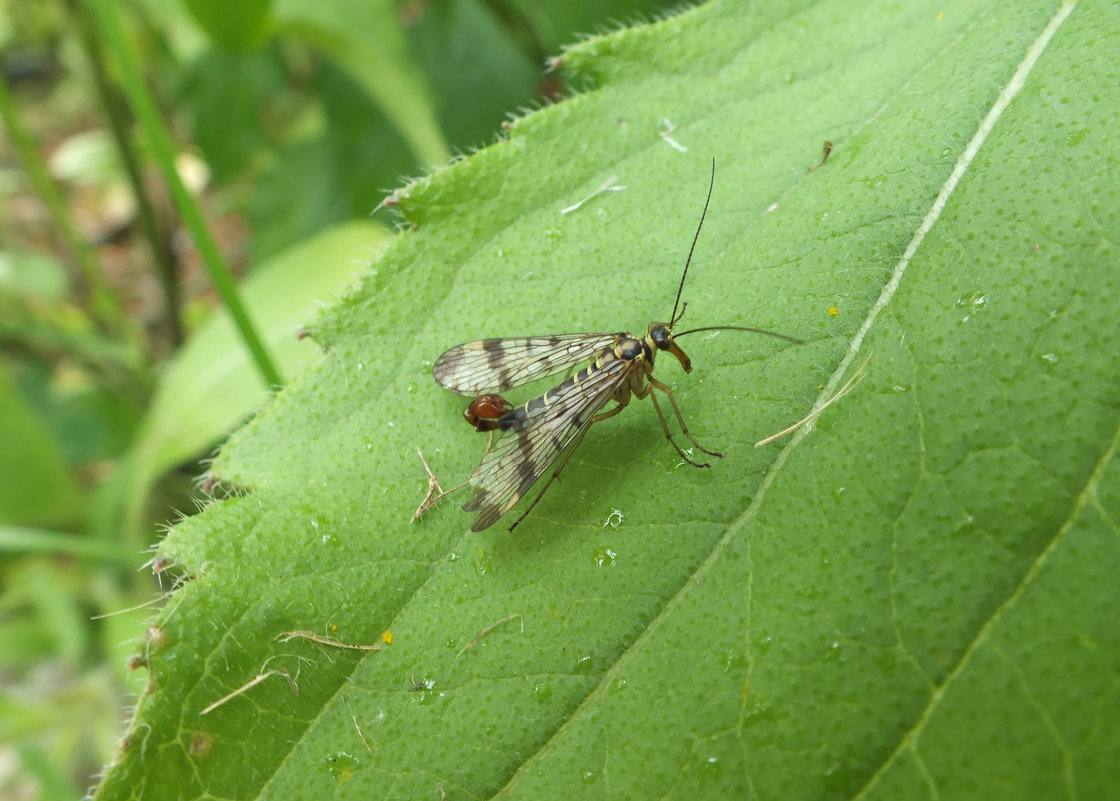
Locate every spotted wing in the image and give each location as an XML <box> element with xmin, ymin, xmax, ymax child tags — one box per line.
<box><xmin>433</xmin><ymin>333</ymin><xmax>619</xmax><ymax>395</ymax></box>
<box><xmin>463</xmin><ymin>355</ymin><xmax>632</xmax><ymax>531</ymax></box>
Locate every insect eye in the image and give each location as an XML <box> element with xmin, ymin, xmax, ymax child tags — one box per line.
<box><xmin>650</xmin><ymin>325</ymin><xmax>672</xmax><ymax>350</ymax></box>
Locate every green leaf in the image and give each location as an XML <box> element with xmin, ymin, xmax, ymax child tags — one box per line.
<box><xmin>499</xmin><ymin>0</ymin><xmax>686</xmax><ymax>53</ymax></box>
<box><xmin>244</xmin><ymin>60</ymin><xmax>415</xmax><ymax>263</ymax></box>
<box><xmin>406</xmin><ymin>0</ymin><xmax>539</xmax><ymax>147</ymax></box>
<box><xmin>121</xmin><ymin>220</ymin><xmax>392</xmax><ymax>536</ymax></box>
<box><xmin>274</xmin><ymin>0</ymin><xmax>449</xmax><ymax>167</ymax></box>
<box><xmin>182</xmin><ymin>0</ymin><xmax>272</xmax><ymax>50</ymax></box>
<box><xmin>180</xmin><ymin>45</ymin><xmax>289</xmax><ymax>183</ymax></box>
<box><xmin>93</xmin><ymin>1</ymin><xmax>1119</xmax><ymax>799</ymax></box>
<box><xmin>0</xmin><ymin>364</ymin><xmax>80</xmax><ymax>526</ymax></box>
<box><xmin>0</xmin><ymin>249</ymin><xmax>69</xmax><ymax>300</ymax></box>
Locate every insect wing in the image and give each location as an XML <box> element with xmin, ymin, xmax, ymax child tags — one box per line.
<box><xmin>433</xmin><ymin>333</ymin><xmax>619</xmax><ymax>395</ymax></box>
<box><xmin>463</xmin><ymin>355</ymin><xmax>631</xmax><ymax>531</ymax></box>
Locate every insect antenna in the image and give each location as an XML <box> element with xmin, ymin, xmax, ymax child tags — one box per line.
<box><xmin>675</xmin><ymin>325</ymin><xmax>803</xmax><ymax>344</ymax></box>
<box><xmin>668</xmin><ymin>158</ymin><xmax>716</xmax><ymax>330</ymax></box>
<box><xmin>669</xmin><ymin>159</ymin><xmax>802</xmax><ymax>347</ymax></box>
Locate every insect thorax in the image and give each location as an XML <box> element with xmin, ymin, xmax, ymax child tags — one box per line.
<box><xmin>614</xmin><ymin>335</ymin><xmax>651</xmax><ymax>364</ymax></box>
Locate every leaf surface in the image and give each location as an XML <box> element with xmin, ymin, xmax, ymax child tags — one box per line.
<box><xmin>94</xmin><ymin>1</ymin><xmax>1120</xmax><ymax>799</ymax></box>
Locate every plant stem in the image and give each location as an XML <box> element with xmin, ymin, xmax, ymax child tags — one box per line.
<box><xmin>63</xmin><ymin>0</ymin><xmax>184</xmax><ymax>347</ymax></box>
<box><xmin>0</xmin><ymin>73</ymin><xmax>134</xmax><ymax>343</ymax></box>
<box><xmin>89</xmin><ymin>0</ymin><xmax>284</xmax><ymax>388</ymax></box>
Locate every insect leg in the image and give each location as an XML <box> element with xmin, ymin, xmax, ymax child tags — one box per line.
<box><xmin>645</xmin><ymin>375</ymin><xmax>723</xmax><ymax>460</ymax></box>
<box><xmin>507</xmin><ymin>404</ymin><xmax>624</xmax><ymax>532</ymax></box>
<box><xmin>642</xmin><ymin>386</ymin><xmax>711</xmax><ymax>468</ymax></box>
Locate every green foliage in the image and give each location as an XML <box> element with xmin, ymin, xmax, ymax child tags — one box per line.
<box><xmin>121</xmin><ymin>221</ymin><xmax>390</xmax><ymax>538</ymax></box>
<box><xmin>0</xmin><ymin>366</ymin><xmax>80</xmax><ymax>524</ymax></box>
<box><xmin>182</xmin><ymin>0</ymin><xmax>272</xmax><ymax>49</ymax></box>
<box><xmin>92</xmin><ymin>1</ymin><xmax>1120</xmax><ymax>800</ymax></box>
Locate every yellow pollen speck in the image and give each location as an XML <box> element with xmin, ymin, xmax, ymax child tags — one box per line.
<box><xmin>382</xmin><ymin>631</ymin><xmax>394</xmax><ymax>644</ymax></box>
<box><xmin>828</xmin><ymin>305</ymin><xmax>840</xmax><ymax>316</ymax></box>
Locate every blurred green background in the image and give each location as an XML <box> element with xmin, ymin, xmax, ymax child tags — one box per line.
<box><xmin>0</xmin><ymin>0</ymin><xmax>680</xmax><ymax>796</ymax></box>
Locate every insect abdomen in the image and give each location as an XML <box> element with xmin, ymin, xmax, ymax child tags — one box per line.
<box><xmin>497</xmin><ymin>354</ymin><xmax>614</xmax><ymax>434</ymax></box>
